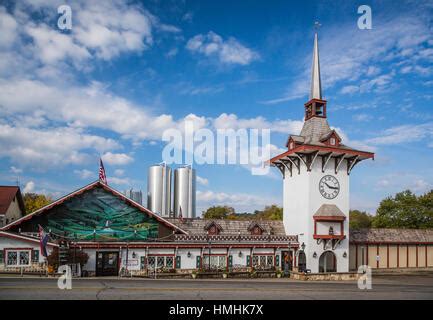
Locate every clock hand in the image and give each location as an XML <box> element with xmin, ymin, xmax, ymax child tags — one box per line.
<box><xmin>324</xmin><ymin>182</ymin><xmax>338</xmax><ymax>190</ymax></box>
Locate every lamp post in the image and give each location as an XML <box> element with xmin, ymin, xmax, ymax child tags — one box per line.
<box><xmin>208</xmin><ymin>238</ymin><xmax>211</xmax><ymax>271</ymax></box>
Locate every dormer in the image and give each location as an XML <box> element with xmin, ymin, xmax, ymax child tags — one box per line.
<box><xmin>320</xmin><ymin>130</ymin><xmax>341</xmax><ymax>147</ymax></box>
<box><xmin>204</xmin><ymin>221</ymin><xmax>222</xmax><ymax>235</ymax></box>
<box><xmin>247</xmin><ymin>222</ymin><xmax>265</xmax><ymax>235</ymax></box>
<box><xmin>285</xmin><ymin>135</ymin><xmax>305</xmax><ymax>150</ymax></box>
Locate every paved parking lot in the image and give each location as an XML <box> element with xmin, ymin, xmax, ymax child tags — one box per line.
<box><xmin>1</xmin><ymin>274</ymin><xmax>433</xmax><ymax>300</ymax></box>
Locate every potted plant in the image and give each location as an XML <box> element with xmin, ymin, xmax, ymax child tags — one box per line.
<box><xmin>191</xmin><ymin>270</ymin><xmax>197</xmax><ymax>279</ymax></box>
<box><xmin>276</xmin><ymin>270</ymin><xmax>283</xmax><ymax>278</ymax></box>
<box><xmin>250</xmin><ymin>269</ymin><xmax>257</xmax><ymax>278</ymax></box>
<box><xmin>222</xmin><ymin>272</ymin><xmax>228</xmax><ymax>279</ymax></box>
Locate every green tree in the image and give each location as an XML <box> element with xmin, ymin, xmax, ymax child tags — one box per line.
<box><xmin>23</xmin><ymin>193</ymin><xmax>52</xmax><ymax>214</ymax></box>
<box><xmin>372</xmin><ymin>190</ymin><xmax>433</xmax><ymax>228</ymax></box>
<box><xmin>202</xmin><ymin>206</ymin><xmax>235</xmax><ymax>219</ymax></box>
<box><xmin>254</xmin><ymin>205</ymin><xmax>283</xmax><ymax>220</ymax></box>
<box><xmin>349</xmin><ymin>210</ymin><xmax>373</xmax><ymax>229</ymax></box>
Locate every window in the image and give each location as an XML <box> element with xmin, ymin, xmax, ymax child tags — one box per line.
<box><xmin>203</xmin><ymin>255</ymin><xmax>227</xmax><ymax>270</ymax></box>
<box><xmin>147</xmin><ymin>256</ymin><xmax>175</xmax><ymax>269</ymax></box>
<box><xmin>7</xmin><ymin>251</ymin><xmax>17</xmax><ymax>266</ymax></box>
<box><xmin>19</xmin><ymin>251</ymin><xmax>29</xmax><ymax>265</ymax></box>
<box><xmin>330</xmin><ymin>137</ymin><xmax>336</xmax><ymax>145</ymax></box>
<box><xmin>148</xmin><ymin>256</ymin><xmax>155</xmax><ymax>268</ymax></box>
<box><xmin>6</xmin><ymin>250</ymin><xmax>31</xmax><ymax>267</ymax></box>
<box><xmin>0</xmin><ymin>250</ymin><xmax>3</xmax><ymax>264</ymax></box>
<box><xmin>252</xmin><ymin>255</ymin><xmax>274</xmax><ymax>269</ymax></box>
<box><xmin>289</xmin><ymin>142</ymin><xmax>294</xmax><ymax>149</ymax></box>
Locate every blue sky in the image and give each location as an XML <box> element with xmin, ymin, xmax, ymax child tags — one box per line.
<box><xmin>0</xmin><ymin>0</ymin><xmax>432</xmax><ymax>214</ymax></box>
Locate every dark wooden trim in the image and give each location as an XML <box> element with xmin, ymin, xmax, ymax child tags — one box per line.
<box><xmin>355</xmin><ymin>244</ymin><xmax>358</xmax><ymax>268</ymax></box>
<box><xmin>397</xmin><ymin>244</ymin><xmax>400</xmax><ymax>268</ymax></box>
<box><xmin>387</xmin><ymin>244</ymin><xmax>389</xmax><ymax>268</ymax></box>
<box><xmin>366</xmin><ymin>245</ymin><xmax>369</xmax><ymax>266</ymax></box>
<box><xmin>416</xmin><ymin>244</ymin><xmax>418</xmax><ymax>268</ymax></box>
<box><xmin>376</xmin><ymin>244</ymin><xmax>379</xmax><ymax>268</ymax></box>
<box><xmin>407</xmin><ymin>245</ymin><xmax>409</xmax><ymax>267</ymax></box>
<box><xmin>426</xmin><ymin>245</ymin><xmax>428</xmax><ymax>267</ymax></box>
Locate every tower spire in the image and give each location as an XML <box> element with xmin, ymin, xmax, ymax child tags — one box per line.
<box><xmin>310</xmin><ymin>22</ymin><xmax>322</xmax><ymax>100</ymax></box>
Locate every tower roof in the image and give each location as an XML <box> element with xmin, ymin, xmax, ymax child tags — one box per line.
<box><xmin>310</xmin><ymin>32</ymin><xmax>322</xmax><ymax>100</ymax></box>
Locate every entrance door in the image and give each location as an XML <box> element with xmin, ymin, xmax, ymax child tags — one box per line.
<box><xmin>96</xmin><ymin>251</ymin><xmax>119</xmax><ymax>276</ymax></box>
<box><xmin>319</xmin><ymin>251</ymin><xmax>337</xmax><ymax>273</ymax></box>
<box><xmin>281</xmin><ymin>251</ymin><xmax>292</xmax><ymax>275</ymax></box>
<box><xmin>298</xmin><ymin>251</ymin><xmax>307</xmax><ymax>272</ymax></box>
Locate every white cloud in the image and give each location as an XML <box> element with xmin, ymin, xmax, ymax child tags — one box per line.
<box><xmin>10</xmin><ymin>166</ymin><xmax>23</xmax><ymax>174</ymax></box>
<box><xmin>213</xmin><ymin>113</ymin><xmax>303</xmax><ymax>134</ymax></box>
<box><xmin>186</xmin><ymin>31</ymin><xmax>259</xmax><ymax>65</ymax></box>
<box><xmin>109</xmin><ymin>176</ymin><xmax>131</xmax><ymax>186</ymax></box>
<box><xmin>0</xmin><ymin>7</ymin><xmax>18</xmax><ymax>48</ymax></box>
<box><xmin>114</xmin><ymin>169</ymin><xmax>125</xmax><ymax>176</ymax></box>
<box><xmin>0</xmin><ymin>124</ymin><xmax>118</xmax><ymax>167</ymax></box>
<box><xmin>340</xmin><ymin>85</ymin><xmax>359</xmax><ymax>95</ymax></box>
<box><xmin>196</xmin><ymin>176</ymin><xmax>209</xmax><ymax>186</ymax></box>
<box><xmin>264</xmin><ymin>7</ymin><xmax>433</xmax><ymax>103</ymax></box>
<box><xmin>74</xmin><ymin>169</ymin><xmax>95</xmax><ymax>180</ymax></box>
<box><xmin>197</xmin><ymin>190</ymin><xmax>280</xmax><ymax>212</ymax></box>
<box><xmin>23</xmin><ymin>181</ymin><xmax>35</xmax><ymax>193</ymax></box>
<box><xmin>102</xmin><ymin>152</ymin><xmax>134</xmax><ymax>165</ymax></box>
<box><xmin>352</xmin><ymin>114</ymin><xmax>372</xmax><ymax>122</ymax></box>
<box><xmin>367</xmin><ymin>123</ymin><xmax>433</xmax><ymax>145</ymax></box>
<box><xmin>375</xmin><ymin>173</ymin><xmax>432</xmax><ymax>194</ymax></box>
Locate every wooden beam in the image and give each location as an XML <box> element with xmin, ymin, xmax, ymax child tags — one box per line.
<box><xmin>306</xmin><ymin>150</ymin><xmax>319</xmax><ymax>171</ymax></box>
<box><xmin>280</xmin><ymin>158</ymin><xmax>293</xmax><ymax>177</ymax></box>
<box><xmin>347</xmin><ymin>155</ymin><xmax>360</xmax><ymax>175</ymax></box>
<box><xmin>335</xmin><ymin>154</ymin><xmax>346</xmax><ymax>174</ymax></box>
<box><xmin>321</xmin><ymin>152</ymin><xmax>332</xmax><ymax>173</ymax></box>
<box><xmin>295</xmin><ymin>153</ymin><xmax>308</xmax><ymax>171</ymax></box>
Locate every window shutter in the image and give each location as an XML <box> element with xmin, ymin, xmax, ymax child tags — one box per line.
<box><xmin>140</xmin><ymin>256</ymin><xmax>146</xmax><ymax>270</ymax></box>
<box><xmin>32</xmin><ymin>250</ymin><xmax>39</xmax><ymax>263</ymax></box>
<box><xmin>246</xmin><ymin>255</ymin><xmax>251</xmax><ymax>266</ymax></box>
<box><xmin>228</xmin><ymin>255</ymin><xmax>233</xmax><ymax>267</ymax></box>
<box><xmin>276</xmin><ymin>254</ymin><xmax>280</xmax><ymax>267</ymax></box>
<box><xmin>0</xmin><ymin>250</ymin><xmax>3</xmax><ymax>264</ymax></box>
<box><xmin>176</xmin><ymin>256</ymin><xmax>181</xmax><ymax>269</ymax></box>
<box><xmin>196</xmin><ymin>256</ymin><xmax>201</xmax><ymax>268</ymax></box>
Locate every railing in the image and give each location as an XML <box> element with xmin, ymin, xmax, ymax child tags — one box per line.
<box><xmin>174</xmin><ymin>234</ymin><xmax>298</xmax><ymax>242</ymax></box>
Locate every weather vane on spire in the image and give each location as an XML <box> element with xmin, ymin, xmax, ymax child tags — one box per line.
<box><xmin>314</xmin><ymin>21</ymin><xmax>321</xmax><ymax>32</ymax></box>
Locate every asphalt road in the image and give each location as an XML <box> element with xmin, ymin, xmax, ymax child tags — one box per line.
<box><xmin>0</xmin><ymin>275</ymin><xmax>433</xmax><ymax>300</ymax></box>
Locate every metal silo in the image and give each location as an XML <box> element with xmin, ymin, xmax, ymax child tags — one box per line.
<box><xmin>173</xmin><ymin>166</ymin><xmax>196</xmax><ymax>218</ymax></box>
<box><xmin>147</xmin><ymin>164</ymin><xmax>171</xmax><ymax>217</ymax></box>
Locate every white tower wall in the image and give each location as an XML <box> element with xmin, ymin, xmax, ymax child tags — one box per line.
<box><xmin>283</xmin><ymin>159</ymin><xmax>350</xmax><ymax>273</ymax></box>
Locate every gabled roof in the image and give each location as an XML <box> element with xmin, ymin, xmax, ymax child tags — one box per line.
<box><xmin>1</xmin><ymin>181</ymin><xmax>187</xmax><ymax>235</ymax></box>
<box><xmin>247</xmin><ymin>221</ymin><xmax>266</xmax><ymax>232</ymax></box>
<box><xmin>0</xmin><ymin>231</ymin><xmax>58</xmax><ymax>247</ymax></box>
<box><xmin>350</xmin><ymin>228</ymin><xmax>433</xmax><ymax>244</ymax></box>
<box><xmin>313</xmin><ymin>204</ymin><xmax>346</xmax><ymax>218</ymax></box>
<box><xmin>204</xmin><ymin>220</ymin><xmax>223</xmax><ymax>232</ymax></box>
<box><xmin>0</xmin><ymin>186</ymin><xmax>25</xmax><ymax>215</ymax></box>
<box><xmin>320</xmin><ymin>129</ymin><xmax>341</xmax><ymax>142</ymax></box>
<box><xmin>166</xmin><ymin>218</ymin><xmax>286</xmax><ymax>236</ymax></box>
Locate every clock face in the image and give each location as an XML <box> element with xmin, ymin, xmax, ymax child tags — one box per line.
<box><xmin>319</xmin><ymin>175</ymin><xmax>340</xmax><ymax>199</ymax></box>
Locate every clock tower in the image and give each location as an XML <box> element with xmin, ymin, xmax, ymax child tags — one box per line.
<box><xmin>268</xmin><ymin>30</ymin><xmax>374</xmax><ymax>273</ymax></box>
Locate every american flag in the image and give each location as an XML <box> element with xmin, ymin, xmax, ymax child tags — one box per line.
<box><xmin>99</xmin><ymin>158</ymin><xmax>107</xmax><ymax>184</ymax></box>
<box><xmin>178</xmin><ymin>206</ymin><xmax>184</xmax><ymax>223</ymax></box>
<box><xmin>38</xmin><ymin>225</ymin><xmax>49</xmax><ymax>257</ymax></box>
